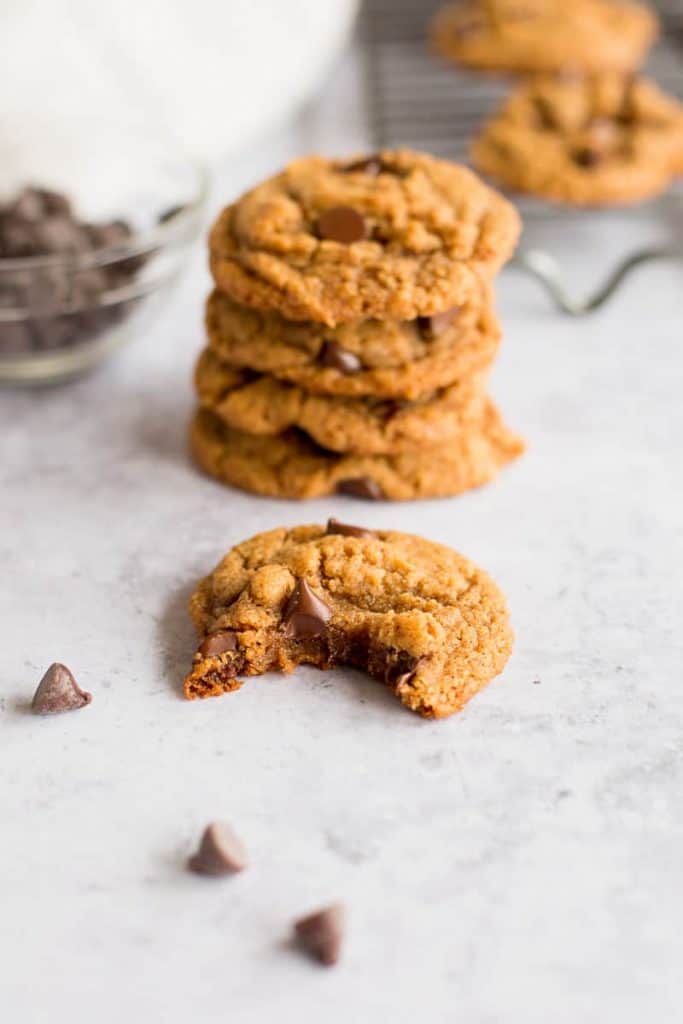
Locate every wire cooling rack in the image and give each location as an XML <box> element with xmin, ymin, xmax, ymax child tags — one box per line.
<box><xmin>362</xmin><ymin>0</ymin><xmax>683</xmax><ymax>313</ymax></box>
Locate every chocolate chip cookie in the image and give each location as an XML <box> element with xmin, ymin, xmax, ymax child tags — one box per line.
<box><xmin>195</xmin><ymin>347</ymin><xmax>488</xmax><ymax>454</ymax></box>
<box><xmin>472</xmin><ymin>73</ymin><xmax>683</xmax><ymax>206</ymax></box>
<box><xmin>183</xmin><ymin>523</ymin><xmax>514</xmax><ymax>718</ymax></box>
<box><xmin>205</xmin><ymin>287</ymin><xmax>501</xmax><ymax>400</ymax></box>
<box><xmin>189</xmin><ymin>404</ymin><xmax>524</xmax><ymax>501</ymax></box>
<box><xmin>431</xmin><ymin>0</ymin><xmax>658</xmax><ymax>76</ymax></box>
<box><xmin>209</xmin><ymin>150</ymin><xmax>520</xmax><ymax>325</ymax></box>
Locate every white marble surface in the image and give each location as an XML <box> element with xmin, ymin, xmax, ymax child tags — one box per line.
<box><xmin>2</xmin><ymin>46</ymin><xmax>683</xmax><ymax>1024</ymax></box>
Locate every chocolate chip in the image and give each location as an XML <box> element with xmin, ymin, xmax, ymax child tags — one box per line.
<box><xmin>337</xmin><ymin>477</ymin><xmax>384</xmax><ymax>500</ymax></box>
<box><xmin>188</xmin><ymin>822</ymin><xmax>248</xmax><ymax>875</ymax></box>
<box><xmin>31</xmin><ymin>663</ymin><xmax>92</xmax><ymax>715</ymax></box>
<box><xmin>386</xmin><ymin>655</ymin><xmax>421</xmax><ymax>689</ymax></box>
<box><xmin>0</xmin><ymin>216</ymin><xmax>40</xmax><ymax>257</ymax></box>
<box><xmin>343</xmin><ymin>155</ymin><xmax>384</xmax><ymax>175</ymax></box>
<box><xmin>416</xmin><ymin>306</ymin><xmax>461</xmax><ymax>339</ymax></box>
<box><xmin>378</xmin><ymin>398</ymin><xmax>412</xmax><ymax>421</ymax></box>
<box><xmin>392</xmin><ymin>667</ymin><xmax>419</xmax><ymax>688</ymax></box>
<box><xmin>198</xmin><ymin>630</ymin><xmax>238</xmax><ymax>657</ymax></box>
<box><xmin>86</xmin><ymin>219</ymin><xmax>132</xmax><ymax>250</ymax></box>
<box><xmin>574</xmin><ymin>147</ymin><xmax>601</xmax><ymax>168</ymax></box>
<box><xmin>0</xmin><ymin>185</ymin><xmax>144</xmax><ymax>356</ymax></box>
<box><xmin>325</xmin><ymin>518</ymin><xmax>372</xmax><ymax>539</ymax></box>
<box><xmin>533</xmin><ymin>96</ymin><xmax>557</xmax><ymax>131</ymax></box>
<box><xmin>282</xmin><ymin>579</ymin><xmax>332</xmax><ymax>638</ymax></box>
<box><xmin>294</xmin><ymin>904</ymin><xmax>345</xmax><ymax>966</ymax></box>
<box><xmin>319</xmin><ymin>340</ymin><xmax>362</xmax><ymax>374</ymax></box>
<box><xmin>35</xmin><ymin>216</ymin><xmax>89</xmax><ymax>255</ymax></box>
<box><xmin>8</xmin><ymin>187</ymin><xmax>70</xmax><ymax>221</ymax></box>
<box><xmin>317</xmin><ymin>206</ymin><xmax>367</xmax><ymax>244</ymax></box>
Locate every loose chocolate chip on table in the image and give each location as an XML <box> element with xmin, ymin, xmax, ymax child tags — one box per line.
<box><xmin>342</xmin><ymin>155</ymin><xmax>384</xmax><ymax>176</ymax></box>
<box><xmin>325</xmin><ymin>518</ymin><xmax>372</xmax><ymax>539</ymax></box>
<box><xmin>574</xmin><ymin>147</ymin><xmax>602</xmax><ymax>168</ymax></box>
<box><xmin>337</xmin><ymin>477</ymin><xmax>384</xmax><ymax>501</ymax></box>
<box><xmin>188</xmin><ymin>822</ymin><xmax>248</xmax><ymax>876</ymax></box>
<box><xmin>31</xmin><ymin>663</ymin><xmax>92</xmax><ymax>715</ymax></box>
<box><xmin>282</xmin><ymin>579</ymin><xmax>332</xmax><ymax>638</ymax></box>
<box><xmin>416</xmin><ymin>306</ymin><xmax>461</xmax><ymax>339</ymax></box>
<box><xmin>198</xmin><ymin>630</ymin><xmax>238</xmax><ymax>657</ymax></box>
<box><xmin>317</xmin><ymin>206</ymin><xmax>367</xmax><ymax>244</ymax></box>
<box><xmin>319</xmin><ymin>340</ymin><xmax>362</xmax><ymax>374</ymax></box>
<box><xmin>294</xmin><ymin>904</ymin><xmax>345</xmax><ymax>966</ymax></box>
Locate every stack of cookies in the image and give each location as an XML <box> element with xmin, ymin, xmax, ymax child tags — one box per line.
<box><xmin>191</xmin><ymin>149</ymin><xmax>524</xmax><ymax>501</ymax></box>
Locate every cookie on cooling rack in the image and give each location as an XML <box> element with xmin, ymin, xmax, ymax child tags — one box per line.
<box><xmin>431</xmin><ymin>0</ymin><xmax>658</xmax><ymax>76</ymax></box>
<box><xmin>471</xmin><ymin>72</ymin><xmax>683</xmax><ymax>206</ymax></box>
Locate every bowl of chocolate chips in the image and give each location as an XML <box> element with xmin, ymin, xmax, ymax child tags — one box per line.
<box><xmin>0</xmin><ymin>141</ymin><xmax>207</xmax><ymax>383</ymax></box>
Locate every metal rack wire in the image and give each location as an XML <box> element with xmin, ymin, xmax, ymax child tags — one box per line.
<box><xmin>362</xmin><ymin>0</ymin><xmax>683</xmax><ymax>313</ymax></box>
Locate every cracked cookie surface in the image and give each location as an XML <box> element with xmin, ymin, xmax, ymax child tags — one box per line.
<box><xmin>205</xmin><ymin>286</ymin><xmax>499</xmax><ymax>400</ymax></box>
<box><xmin>472</xmin><ymin>73</ymin><xmax>683</xmax><ymax>206</ymax></box>
<box><xmin>183</xmin><ymin>523</ymin><xmax>514</xmax><ymax>718</ymax></box>
<box><xmin>431</xmin><ymin>0</ymin><xmax>658</xmax><ymax>75</ymax></box>
<box><xmin>209</xmin><ymin>150</ymin><xmax>520</xmax><ymax>325</ymax></box>
<box><xmin>195</xmin><ymin>347</ymin><xmax>489</xmax><ymax>455</ymax></box>
<box><xmin>190</xmin><ymin>404</ymin><xmax>524</xmax><ymax>501</ymax></box>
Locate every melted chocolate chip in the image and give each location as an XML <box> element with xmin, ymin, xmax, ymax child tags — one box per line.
<box><xmin>319</xmin><ymin>340</ymin><xmax>362</xmax><ymax>374</ymax></box>
<box><xmin>342</xmin><ymin>155</ymin><xmax>384</xmax><ymax>176</ymax></box>
<box><xmin>385</xmin><ymin>655</ymin><xmax>422</xmax><ymax>690</ymax></box>
<box><xmin>198</xmin><ymin>630</ymin><xmax>238</xmax><ymax>657</ymax></box>
<box><xmin>317</xmin><ymin>206</ymin><xmax>367</xmax><ymax>244</ymax></box>
<box><xmin>416</xmin><ymin>306</ymin><xmax>461</xmax><ymax>340</ymax></box>
<box><xmin>325</xmin><ymin>518</ymin><xmax>372</xmax><ymax>539</ymax></box>
<box><xmin>282</xmin><ymin>579</ymin><xmax>332</xmax><ymax>638</ymax></box>
<box><xmin>188</xmin><ymin>822</ymin><xmax>248</xmax><ymax>876</ymax></box>
<box><xmin>294</xmin><ymin>904</ymin><xmax>345</xmax><ymax>966</ymax></box>
<box><xmin>378</xmin><ymin>398</ymin><xmax>413</xmax><ymax>421</ymax></box>
<box><xmin>574</xmin><ymin>147</ymin><xmax>601</xmax><ymax>168</ymax></box>
<box><xmin>337</xmin><ymin>477</ymin><xmax>384</xmax><ymax>501</ymax></box>
<box><xmin>533</xmin><ymin>96</ymin><xmax>557</xmax><ymax>131</ymax></box>
<box><xmin>31</xmin><ymin>663</ymin><xmax>92</xmax><ymax>715</ymax></box>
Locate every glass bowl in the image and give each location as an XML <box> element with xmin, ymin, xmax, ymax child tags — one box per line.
<box><xmin>0</xmin><ymin>131</ymin><xmax>208</xmax><ymax>384</ymax></box>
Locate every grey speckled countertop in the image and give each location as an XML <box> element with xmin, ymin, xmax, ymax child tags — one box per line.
<box><xmin>2</xmin><ymin>47</ymin><xmax>682</xmax><ymax>1024</ymax></box>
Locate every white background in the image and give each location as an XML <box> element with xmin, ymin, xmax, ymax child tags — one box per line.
<box><xmin>2</xmin><ymin>43</ymin><xmax>682</xmax><ymax>1024</ymax></box>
